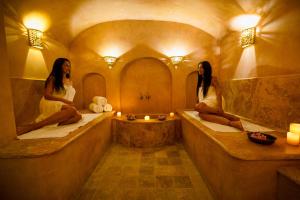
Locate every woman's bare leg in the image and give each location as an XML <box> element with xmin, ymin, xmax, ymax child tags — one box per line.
<box><xmin>199</xmin><ymin>113</ymin><xmax>243</xmax><ymax>130</ymax></box>
<box><xmin>196</xmin><ymin>103</ymin><xmax>244</xmax><ymax>130</ymax></box>
<box><xmin>195</xmin><ymin>103</ymin><xmax>219</xmax><ymax>114</ymax></box>
<box><xmin>199</xmin><ymin>113</ymin><xmax>230</xmax><ymax>126</ymax></box>
<box><xmin>17</xmin><ymin>105</ymin><xmax>77</xmax><ymax>135</ymax></box>
<box><xmin>59</xmin><ymin>111</ymin><xmax>82</xmax><ymax>126</ymax></box>
<box><xmin>220</xmin><ymin>112</ymin><xmax>240</xmax><ymax>121</ymax></box>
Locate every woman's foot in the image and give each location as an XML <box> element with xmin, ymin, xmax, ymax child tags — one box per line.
<box><xmin>16</xmin><ymin>124</ymin><xmax>36</xmax><ymax>135</ymax></box>
<box><xmin>229</xmin><ymin>120</ymin><xmax>244</xmax><ymax>131</ymax></box>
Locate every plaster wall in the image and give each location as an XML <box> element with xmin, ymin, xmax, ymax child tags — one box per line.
<box><xmin>220</xmin><ymin>1</ymin><xmax>300</xmax><ymax>130</ymax></box>
<box><xmin>0</xmin><ymin>4</ymin><xmax>16</xmax><ymax>146</ymax></box>
<box><xmin>70</xmin><ymin>20</ymin><xmax>218</xmax><ymax>111</ymax></box>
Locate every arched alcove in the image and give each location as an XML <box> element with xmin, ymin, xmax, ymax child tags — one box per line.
<box><xmin>186</xmin><ymin>71</ymin><xmax>198</xmax><ymax>109</ymax></box>
<box><xmin>120</xmin><ymin>57</ymin><xmax>171</xmax><ymax>114</ymax></box>
<box><xmin>82</xmin><ymin>73</ymin><xmax>106</xmax><ymax>108</ymax></box>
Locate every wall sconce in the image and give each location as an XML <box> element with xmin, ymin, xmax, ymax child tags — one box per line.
<box><xmin>27</xmin><ymin>28</ymin><xmax>43</xmax><ymax>49</ymax></box>
<box><xmin>103</xmin><ymin>56</ymin><xmax>117</xmax><ymax>69</ymax></box>
<box><xmin>170</xmin><ymin>56</ymin><xmax>183</xmax><ymax>69</ymax></box>
<box><xmin>240</xmin><ymin>27</ymin><xmax>256</xmax><ymax>48</ymax></box>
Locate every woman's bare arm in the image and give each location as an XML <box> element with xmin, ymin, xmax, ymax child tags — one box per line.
<box><xmin>212</xmin><ymin>77</ymin><xmax>223</xmax><ymax>113</ymax></box>
<box><xmin>44</xmin><ymin>77</ymin><xmax>73</xmax><ymax>105</ymax></box>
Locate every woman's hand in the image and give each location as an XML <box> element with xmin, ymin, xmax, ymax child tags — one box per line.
<box><xmin>217</xmin><ymin>106</ymin><xmax>224</xmax><ymax>114</ymax></box>
<box><xmin>63</xmin><ymin>99</ymin><xmax>75</xmax><ymax>106</ymax></box>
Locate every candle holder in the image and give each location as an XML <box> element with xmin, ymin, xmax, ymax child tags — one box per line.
<box><xmin>287</xmin><ymin>123</ymin><xmax>300</xmax><ymax>146</ymax></box>
<box><xmin>144</xmin><ymin>115</ymin><xmax>150</xmax><ymax>120</ymax></box>
<box><xmin>169</xmin><ymin>112</ymin><xmax>175</xmax><ymax>118</ymax></box>
<box><xmin>116</xmin><ymin>112</ymin><xmax>122</xmax><ymax>117</ymax></box>
<box><xmin>287</xmin><ymin>132</ymin><xmax>299</xmax><ymax>146</ymax></box>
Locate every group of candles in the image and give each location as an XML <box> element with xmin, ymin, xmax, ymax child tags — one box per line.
<box><xmin>116</xmin><ymin>112</ymin><xmax>175</xmax><ymax>120</ymax></box>
<box><xmin>287</xmin><ymin>123</ymin><xmax>300</xmax><ymax>146</ymax></box>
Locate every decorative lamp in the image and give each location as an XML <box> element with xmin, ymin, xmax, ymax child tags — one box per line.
<box><xmin>240</xmin><ymin>27</ymin><xmax>256</xmax><ymax>48</ymax></box>
<box><xmin>103</xmin><ymin>56</ymin><xmax>117</xmax><ymax>69</ymax></box>
<box><xmin>27</xmin><ymin>28</ymin><xmax>43</xmax><ymax>49</ymax></box>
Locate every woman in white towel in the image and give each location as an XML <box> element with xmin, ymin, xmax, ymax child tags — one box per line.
<box><xmin>17</xmin><ymin>58</ymin><xmax>82</xmax><ymax>135</ymax></box>
<box><xmin>195</xmin><ymin>61</ymin><xmax>243</xmax><ymax>130</ymax></box>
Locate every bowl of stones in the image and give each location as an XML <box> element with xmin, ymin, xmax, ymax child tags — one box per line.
<box><xmin>158</xmin><ymin>115</ymin><xmax>167</xmax><ymax>121</ymax></box>
<box><xmin>126</xmin><ymin>114</ymin><xmax>136</xmax><ymax>121</ymax></box>
<box><xmin>247</xmin><ymin>131</ymin><xmax>277</xmax><ymax>145</ymax></box>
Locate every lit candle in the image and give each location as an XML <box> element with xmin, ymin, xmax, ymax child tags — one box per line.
<box><xmin>144</xmin><ymin>115</ymin><xmax>150</xmax><ymax>120</ymax></box>
<box><xmin>117</xmin><ymin>112</ymin><xmax>121</xmax><ymax>117</ymax></box>
<box><xmin>287</xmin><ymin>132</ymin><xmax>299</xmax><ymax>146</ymax></box>
<box><xmin>290</xmin><ymin>123</ymin><xmax>300</xmax><ymax>134</ymax></box>
<box><xmin>170</xmin><ymin>112</ymin><xmax>175</xmax><ymax>118</ymax></box>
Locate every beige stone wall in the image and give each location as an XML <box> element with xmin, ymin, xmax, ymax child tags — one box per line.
<box><xmin>0</xmin><ymin>4</ymin><xmax>16</xmax><ymax>146</ymax></box>
<box><xmin>3</xmin><ymin>3</ymin><xmax>69</xmax><ymax>79</ymax></box>
<box><xmin>70</xmin><ymin>20</ymin><xmax>218</xmax><ymax>111</ymax></box>
<box><xmin>220</xmin><ymin>1</ymin><xmax>300</xmax><ymax>130</ymax></box>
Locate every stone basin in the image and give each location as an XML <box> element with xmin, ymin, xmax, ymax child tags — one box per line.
<box><xmin>113</xmin><ymin>114</ymin><xmax>180</xmax><ymax>147</ymax></box>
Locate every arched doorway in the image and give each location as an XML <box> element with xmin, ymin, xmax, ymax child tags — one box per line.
<box><xmin>120</xmin><ymin>57</ymin><xmax>171</xmax><ymax>114</ymax></box>
<box><xmin>186</xmin><ymin>71</ymin><xmax>198</xmax><ymax>109</ymax></box>
<box><xmin>82</xmin><ymin>73</ymin><xmax>106</xmax><ymax>109</ymax></box>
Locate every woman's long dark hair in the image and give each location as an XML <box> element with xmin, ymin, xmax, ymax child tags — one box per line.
<box><xmin>196</xmin><ymin>61</ymin><xmax>212</xmax><ymax>98</ymax></box>
<box><xmin>45</xmin><ymin>58</ymin><xmax>70</xmax><ymax>92</ymax></box>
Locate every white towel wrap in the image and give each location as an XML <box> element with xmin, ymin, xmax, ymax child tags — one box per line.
<box><xmin>92</xmin><ymin>96</ymin><xmax>107</xmax><ymax>106</ymax></box>
<box><xmin>89</xmin><ymin>103</ymin><xmax>103</xmax><ymax>113</ymax></box>
<box><xmin>103</xmin><ymin>103</ymin><xmax>112</xmax><ymax>112</ymax></box>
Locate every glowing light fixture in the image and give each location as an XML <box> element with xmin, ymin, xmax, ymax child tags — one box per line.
<box><xmin>27</xmin><ymin>29</ymin><xmax>43</xmax><ymax>49</ymax></box>
<box><xmin>240</xmin><ymin>27</ymin><xmax>256</xmax><ymax>48</ymax></box>
<box><xmin>229</xmin><ymin>14</ymin><xmax>261</xmax><ymax>31</ymax></box>
<box><xmin>169</xmin><ymin>56</ymin><xmax>184</xmax><ymax>69</ymax></box>
<box><xmin>103</xmin><ymin>56</ymin><xmax>117</xmax><ymax>69</ymax></box>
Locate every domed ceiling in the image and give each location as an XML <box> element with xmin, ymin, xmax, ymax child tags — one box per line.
<box><xmin>4</xmin><ymin>0</ymin><xmax>270</xmax><ymax>46</ymax></box>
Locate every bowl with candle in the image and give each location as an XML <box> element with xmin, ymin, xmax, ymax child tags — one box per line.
<box><xmin>247</xmin><ymin>131</ymin><xmax>277</xmax><ymax>145</ymax></box>
<box><xmin>158</xmin><ymin>115</ymin><xmax>167</xmax><ymax>121</ymax></box>
<box><xmin>127</xmin><ymin>114</ymin><xmax>136</xmax><ymax>121</ymax></box>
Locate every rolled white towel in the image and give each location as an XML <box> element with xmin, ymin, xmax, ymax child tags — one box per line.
<box><xmin>103</xmin><ymin>103</ymin><xmax>112</xmax><ymax>112</ymax></box>
<box><xmin>89</xmin><ymin>103</ymin><xmax>103</xmax><ymax>113</ymax></box>
<box><xmin>92</xmin><ymin>96</ymin><xmax>107</xmax><ymax>106</ymax></box>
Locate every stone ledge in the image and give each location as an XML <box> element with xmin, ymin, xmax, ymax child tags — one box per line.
<box><xmin>0</xmin><ymin>112</ymin><xmax>114</xmax><ymax>159</ymax></box>
<box><xmin>178</xmin><ymin>109</ymin><xmax>300</xmax><ymax>161</ymax></box>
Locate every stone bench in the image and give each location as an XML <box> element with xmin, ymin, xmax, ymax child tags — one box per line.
<box><xmin>0</xmin><ymin>112</ymin><xmax>113</xmax><ymax>200</ymax></box>
<box><xmin>277</xmin><ymin>166</ymin><xmax>300</xmax><ymax>200</ymax></box>
<box><xmin>177</xmin><ymin>110</ymin><xmax>300</xmax><ymax>200</ymax></box>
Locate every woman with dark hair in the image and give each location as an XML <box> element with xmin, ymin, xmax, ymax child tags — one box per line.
<box><xmin>17</xmin><ymin>58</ymin><xmax>82</xmax><ymax>135</ymax></box>
<box><xmin>195</xmin><ymin>61</ymin><xmax>243</xmax><ymax>130</ymax></box>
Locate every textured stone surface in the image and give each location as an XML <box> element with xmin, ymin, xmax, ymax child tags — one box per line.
<box><xmin>10</xmin><ymin>78</ymin><xmax>44</xmax><ymax>126</ymax></box>
<box><xmin>221</xmin><ymin>75</ymin><xmax>300</xmax><ymax>131</ymax></box>
<box><xmin>179</xmin><ymin>110</ymin><xmax>300</xmax><ymax>200</ymax></box>
<box><xmin>76</xmin><ymin>144</ymin><xmax>213</xmax><ymax>200</ymax></box>
<box><xmin>0</xmin><ymin>112</ymin><xmax>113</xmax><ymax>200</ymax></box>
<box><xmin>114</xmin><ymin>115</ymin><xmax>180</xmax><ymax>147</ymax></box>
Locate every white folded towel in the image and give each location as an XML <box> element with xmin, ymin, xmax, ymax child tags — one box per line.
<box><xmin>103</xmin><ymin>103</ymin><xmax>112</xmax><ymax>112</ymax></box>
<box><xmin>92</xmin><ymin>96</ymin><xmax>107</xmax><ymax>106</ymax></box>
<box><xmin>89</xmin><ymin>103</ymin><xmax>103</xmax><ymax>113</ymax></box>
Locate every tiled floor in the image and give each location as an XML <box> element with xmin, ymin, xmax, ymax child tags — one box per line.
<box><xmin>77</xmin><ymin>143</ymin><xmax>213</xmax><ymax>200</ymax></box>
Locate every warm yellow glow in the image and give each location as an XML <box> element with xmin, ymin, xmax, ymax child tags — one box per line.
<box><xmin>234</xmin><ymin>45</ymin><xmax>256</xmax><ymax>78</ymax></box>
<box><xmin>240</xmin><ymin>27</ymin><xmax>256</xmax><ymax>48</ymax></box>
<box><xmin>28</xmin><ymin>29</ymin><xmax>43</xmax><ymax>49</ymax></box>
<box><xmin>144</xmin><ymin>115</ymin><xmax>150</xmax><ymax>120</ymax></box>
<box><xmin>100</xmin><ymin>46</ymin><xmax>123</xmax><ymax>58</ymax></box>
<box><xmin>170</xmin><ymin>56</ymin><xmax>184</xmax><ymax>65</ymax></box>
<box><xmin>103</xmin><ymin>56</ymin><xmax>117</xmax><ymax>69</ymax></box>
<box><xmin>24</xmin><ymin>48</ymin><xmax>48</xmax><ymax>79</ymax></box>
<box><xmin>229</xmin><ymin>14</ymin><xmax>261</xmax><ymax>31</ymax></box>
<box><xmin>117</xmin><ymin>112</ymin><xmax>122</xmax><ymax>117</ymax></box>
<box><xmin>23</xmin><ymin>12</ymin><xmax>50</xmax><ymax>31</ymax></box>
<box><xmin>287</xmin><ymin>132</ymin><xmax>299</xmax><ymax>146</ymax></box>
<box><xmin>170</xmin><ymin>112</ymin><xmax>175</xmax><ymax>118</ymax></box>
<box><xmin>290</xmin><ymin>123</ymin><xmax>300</xmax><ymax>134</ymax></box>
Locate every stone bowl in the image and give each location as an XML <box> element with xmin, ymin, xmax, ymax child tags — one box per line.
<box><xmin>247</xmin><ymin>131</ymin><xmax>276</xmax><ymax>145</ymax></box>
